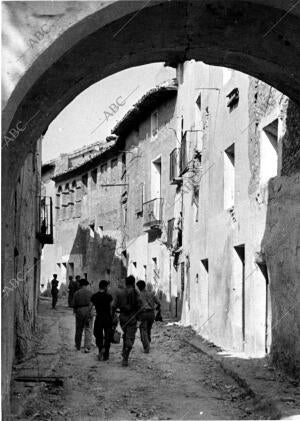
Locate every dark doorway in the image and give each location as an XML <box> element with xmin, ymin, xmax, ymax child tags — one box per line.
<box><xmin>256</xmin><ymin>260</ymin><xmax>271</xmax><ymax>354</ymax></box>
<box><xmin>234</xmin><ymin>244</ymin><xmax>245</xmax><ymax>350</ymax></box>
<box><xmin>33</xmin><ymin>258</ymin><xmax>38</xmax><ymax>329</ymax></box>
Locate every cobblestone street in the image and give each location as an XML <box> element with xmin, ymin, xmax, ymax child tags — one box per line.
<box><xmin>11</xmin><ymin>300</ymin><xmax>275</xmax><ymax>420</ymax></box>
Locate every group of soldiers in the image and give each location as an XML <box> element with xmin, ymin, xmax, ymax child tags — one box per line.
<box><xmin>51</xmin><ymin>274</ymin><xmax>161</xmax><ymax>367</ymax></box>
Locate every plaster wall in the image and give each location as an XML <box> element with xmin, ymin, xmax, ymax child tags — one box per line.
<box><xmin>124</xmin><ymin>96</ymin><xmax>178</xmax><ymax>313</ymax></box>
<box><xmin>178</xmin><ymin>63</ymin><xmax>282</xmax><ymax>356</ymax></box>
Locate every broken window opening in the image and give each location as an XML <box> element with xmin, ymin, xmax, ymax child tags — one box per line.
<box><xmin>226</xmin><ymin>87</ymin><xmax>239</xmax><ymax>111</ymax></box>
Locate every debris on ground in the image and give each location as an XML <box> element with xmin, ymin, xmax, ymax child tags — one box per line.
<box><xmin>9</xmin><ymin>301</ymin><xmax>297</xmax><ymax>420</ymax></box>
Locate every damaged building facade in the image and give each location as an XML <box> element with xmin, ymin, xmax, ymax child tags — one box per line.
<box><xmin>108</xmin><ymin>60</ymin><xmax>288</xmax><ymax>358</ymax></box>
<box><xmin>40</xmin><ymin>60</ymin><xmax>299</xmax><ymax>375</ymax></box>
<box><xmin>41</xmin><ymin>141</ymin><xmax>129</xmax><ymax>291</ymax></box>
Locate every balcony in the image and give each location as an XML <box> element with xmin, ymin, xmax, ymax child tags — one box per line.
<box><xmin>37</xmin><ymin>196</ymin><xmax>54</xmax><ymax>244</ymax></box>
<box><xmin>169</xmin><ymin>148</ymin><xmax>182</xmax><ymax>184</ymax></box>
<box><xmin>143</xmin><ymin>198</ymin><xmax>163</xmax><ymax>230</ymax></box>
<box><xmin>179</xmin><ymin>130</ymin><xmax>203</xmax><ymax>175</ymax></box>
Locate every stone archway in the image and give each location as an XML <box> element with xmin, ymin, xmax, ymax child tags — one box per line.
<box><xmin>3</xmin><ymin>0</ymin><xmax>300</xmax><ymax>201</ymax></box>
<box><xmin>2</xmin><ymin>1</ymin><xmax>300</xmax><ymax>410</ymax></box>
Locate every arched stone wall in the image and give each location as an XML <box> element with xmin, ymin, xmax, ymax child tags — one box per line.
<box><xmin>2</xmin><ymin>1</ymin><xmax>300</xmax><ymax>414</ymax></box>
<box><xmin>3</xmin><ymin>1</ymin><xmax>300</xmax><ymax>199</ymax></box>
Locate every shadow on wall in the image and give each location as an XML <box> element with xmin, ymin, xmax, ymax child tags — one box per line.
<box><xmin>262</xmin><ymin>100</ymin><xmax>300</xmax><ymax>379</ymax></box>
<box><xmin>68</xmin><ymin>224</ymin><xmax>127</xmax><ymax>293</ymax></box>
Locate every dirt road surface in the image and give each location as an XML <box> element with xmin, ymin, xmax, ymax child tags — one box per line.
<box><xmin>11</xmin><ymin>301</ymin><xmax>273</xmax><ymax>420</ymax></box>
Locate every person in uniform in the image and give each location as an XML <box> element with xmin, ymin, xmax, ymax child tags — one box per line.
<box><xmin>112</xmin><ymin>275</ymin><xmax>142</xmax><ymax>366</ymax></box>
<box><xmin>73</xmin><ymin>278</ymin><xmax>93</xmax><ymax>352</ymax></box>
<box><xmin>91</xmin><ymin>280</ymin><xmax>113</xmax><ymax>361</ymax></box>
<box><xmin>51</xmin><ymin>274</ymin><xmax>59</xmax><ymax>309</ymax></box>
<box><xmin>136</xmin><ymin>280</ymin><xmax>161</xmax><ymax>353</ymax></box>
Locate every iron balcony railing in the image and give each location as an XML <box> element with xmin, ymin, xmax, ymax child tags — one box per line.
<box><xmin>169</xmin><ymin>148</ymin><xmax>182</xmax><ymax>184</ymax></box>
<box><xmin>143</xmin><ymin>198</ymin><xmax>163</xmax><ymax>229</ymax></box>
<box><xmin>37</xmin><ymin>196</ymin><xmax>54</xmax><ymax>244</ymax></box>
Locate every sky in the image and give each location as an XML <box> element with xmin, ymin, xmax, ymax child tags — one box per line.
<box><xmin>42</xmin><ymin>63</ymin><xmax>176</xmax><ymax>162</ymax></box>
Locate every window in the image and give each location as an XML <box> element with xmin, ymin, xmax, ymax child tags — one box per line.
<box><xmin>89</xmin><ymin>223</ymin><xmax>95</xmax><ymax>238</ymax></box>
<box><xmin>260</xmin><ymin>119</ymin><xmax>279</xmax><ymax>184</ymax></box>
<box><xmin>74</xmin><ymin>180</ymin><xmax>82</xmax><ymax>218</ymax></box>
<box><xmin>224</xmin><ymin>143</ymin><xmax>235</xmax><ymax>210</ymax></box>
<box><xmin>201</xmin><ymin>258</ymin><xmax>209</xmax><ymax>273</ymax></box>
<box><xmin>91</xmin><ymin>169</ymin><xmax>97</xmax><ymax>185</ymax></box>
<box><xmin>70</xmin><ymin>181</ymin><xmax>76</xmax><ymax>218</ymax></box>
<box><xmin>82</xmin><ymin>174</ymin><xmax>88</xmax><ymax>194</ymax></box>
<box><xmin>121</xmin><ymin>153</ymin><xmax>126</xmax><ymax>180</ymax></box>
<box><xmin>56</xmin><ymin>186</ymin><xmax>62</xmax><ymax>221</ymax></box>
<box><xmin>111</xmin><ymin>158</ymin><xmax>118</xmax><ymax>182</ymax></box>
<box><xmin>62</xmin><ymin>184</ymin><xmax>69</xmax><ymax>219</ymax></box>
<box><xmin>100</xmin><ymin>163</ymin><xmax>107</xmax><ymax>173</ymax></box>
<box><xmin>170</xmin><ymin>148</ymin><xmax>181</xmax><ymax>183</ymax></box>
<box><xmin>226</xmin><ymin>88</ymin><xmax>239</xmax><ymax>111</ymax></box>
<box><xmin>195</xmin><ymin>94</ymin><xmax>202</xmax><ymax>131</ymax></box>
<box><xmin>151</xmin><ymin>110</ymin><xmax>158</xmax><ymax>139</ymax></box>
<box><xmin>151</xmin><ymin>156</ymin><xmax>161</xmax><ymax>199</ymax></box>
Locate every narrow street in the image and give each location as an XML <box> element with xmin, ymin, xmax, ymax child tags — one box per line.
<box><xmin>11</xmin><ymin>300</ymin><xmax>272</xmax><ymax>420</ymax></box>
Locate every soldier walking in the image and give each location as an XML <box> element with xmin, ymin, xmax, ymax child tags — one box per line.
<box><xmin>73</xmin><ymin>278</ymin><xmax>93</xmax><ymax>352</ymax></box>
<box><xmin>91</xmin><ymin>280</ymin><xmax>113</xmax><ymax>361</ymax></box>
<box><xmin>51</xmin><ymin>274</ymin><xmax>59</xmax><ymax>309</ymax></box>
<box><xmin>136</xmin><ymin>280</ymin><xmax>161</xmax><ymax>353</ymax></box>
<box><xmin>112</xmin><ymin>276</ymin><xmax>142</xmax><ymax>366</ymax></box>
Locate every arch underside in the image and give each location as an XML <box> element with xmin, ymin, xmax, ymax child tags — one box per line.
<box><xmin>2</xmin><ymin>0</ymin><xmax>300</xmax><ymax>200</ymax></box>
